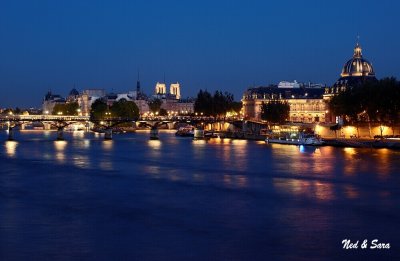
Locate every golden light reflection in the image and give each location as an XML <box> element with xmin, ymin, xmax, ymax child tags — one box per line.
<box><xmin>314</xmin><ymin>181</ymin><xmax>335</xmax><ymax>201</ymax></box>
<box><xmin>343</xmin><ymin>147</ymin><xmax>357</xmax><ymax>156</ymax></box>
<box><xmin>343</xmin><ymin>185</ymin><xmax>359</xmax><ymax>199</ymax></box>
<box><xmin>375</xmin><ymin>149</ymin><xmax>390</xmax><ymax>179</ymax></box>
<box><xmin>54</xmin><ymin>140</ymin><xmax>67</xmax><ymax>163</ymax></box>
<box><xmin>342</xmin><ymin>147</ymin><xmax>359</xmax><ymax>175</ymax></box>
<box><xmin>72</xmin><ymin>130</ymin><xmax>85</xmax><ymax>138</ymax></box>
<box><xmin>5</xmin><ymin>141</ymin><xmax>18</xmax><ymax>157</ymax></box>
<box><xmin>235</xmin><ymin>175</ymin><xmax>248</xmax><ymax>188</ymax></box>
<box><xmin>73</xmin><ymin>155</ymin><xmax>90</xmax><ymax>169</ymax></box>
<box><xmin>273</xmin><ymin>179</ymin><xmax>311</xmax><ymax>196</ymax></box>
<box><xmin>102</xmin><ymin>140</ymin><xmax>113</xmax><ymax>150</ymax></box>
<box><xmin>192</xmin><ymin>139</ymin><xmax>206</xmax><ymax>145</ymax></box>
<box><xmin>273</xmin><ymin>178</ymin><xmax>335</xmax><ymax>202</ymax></box>
<box><xmin>82</xmin><ymin>139</ymin><xmax>90</xmax><ymax>149</ymax></box>
<box><xmin>231</xmin><ymin>139</ymin><xmax>248</xmax><ymax>146</ymax></box>
<box><xmin>148</xmin><ymin>139</ymin><xmax>161</xmax><ymax>149</ymax></box>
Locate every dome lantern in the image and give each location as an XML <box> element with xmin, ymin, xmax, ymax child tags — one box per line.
<box><xmin>353</xmin><ymin>43</ymin><xmax>362</xmax><ymax>58</ymax></box>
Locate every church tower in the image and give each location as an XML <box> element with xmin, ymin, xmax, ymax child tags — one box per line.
<box><xmin>170</xmin><ymin>82</ymin><xmax>181</xmax><ymax>99</ymax></box>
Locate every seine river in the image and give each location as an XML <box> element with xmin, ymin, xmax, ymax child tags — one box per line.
<box><xmin>0</xmin><ymin>130</ymin><xmax>399</xmax><ymax>260</ymax></box>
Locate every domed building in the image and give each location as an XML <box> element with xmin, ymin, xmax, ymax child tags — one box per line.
<box><xmin>325</xmin><ymin>42</ymin><xmax>377</xmax><ymax>96</ymax></box>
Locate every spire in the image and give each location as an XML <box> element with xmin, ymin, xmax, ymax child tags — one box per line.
<box><xmin>353</xmin><ymin>36</ymin><xmax>362</xmax><ymax>58</ymax></box>
<box><xmin>136</xmin><ymin>69</ymin><xmax>141</xmax><ymax>94</ymax></box>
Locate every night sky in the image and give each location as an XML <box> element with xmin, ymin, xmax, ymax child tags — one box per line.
<box><xmin>1</xmin><ymin>0</ymin><xmax>399</xmax><ymax>107</ymax></box>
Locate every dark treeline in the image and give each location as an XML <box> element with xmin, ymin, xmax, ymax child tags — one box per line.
<box><xmin>329</xmin><ymin>77</ymin><xmax>400</xmax><ymax>133</ymax></box>
<box><xmin>194</xmin><ymin>90</ymin><xmax>241</xmax><ymax>116</ymax></box>
<box><xmin>90</xmin><ymin>99</ymin><xmax>139</xmax><ymax>120</ymax></box>
<box><xmin>52</xmin><ymin>102</ymin><xmax>79</xmax><ymax>115</ymax></box>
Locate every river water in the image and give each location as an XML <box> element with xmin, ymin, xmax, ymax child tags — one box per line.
<box><xmin>0</xmin><ymin>130</ymin><xmax>399</xmax><ymax>260</ymax></box>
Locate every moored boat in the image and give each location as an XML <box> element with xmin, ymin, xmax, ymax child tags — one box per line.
<box><xmin>266</xmin><ymin>132</ymin><xmax>324</xmax><ymax>146</ymax></box>
<box><xmin>265</xmin><ymin>125</ymin><xmax>324</xmax><ymax>146</ymax></box>
<box><xmin>175</xmin><ymin>126</ymin><xmax>194</xmax><ymax>137</ymax></box>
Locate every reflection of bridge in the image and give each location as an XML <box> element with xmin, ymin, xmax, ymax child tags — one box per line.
<box><xmin>0</xmin><ymin>114</ymin><xmax>246</xmax><ymax>141</ymax></box>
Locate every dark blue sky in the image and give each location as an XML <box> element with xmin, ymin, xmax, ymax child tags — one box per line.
<box><xmin>1</xmin><ymin>0</ymin><xmax>399</xmax><ymax>107</ymax></box>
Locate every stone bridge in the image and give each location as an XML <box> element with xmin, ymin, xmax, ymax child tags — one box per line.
<box><xmin>0</xmin><ymin>114</ymin><xmax>244</xmax><ymax>140</ymax></box>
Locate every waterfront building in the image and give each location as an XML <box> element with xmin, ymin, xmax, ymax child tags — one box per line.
<box><xmin>242</xmin><ymin>85</ymin><xmax>327</xmax><ymax>123</ymax></box>
<box><xmin>151</xmin><ymin>81</ymin><xmax>195</xmax><ymax>114</ymax></box>
<box><xmin>76</xmin><ymin>89</ymin><xmax>106</xmax><ymax>116</ymax></box>
<box><xmin>67</xmin><ymin>88</ymin><xmax>80</xmax><ymax>103</ymax></box>
<box><xmin>160</xmin><ymin>97</ymin><xmax>195</xmax><ymax>115</ymax></box>
<box><xmin>324</xmin><ymin>42</ymin><xmax>377</xmax><ymax>98</ymax></box>
<box><xmin>242</xmin><ymin>42</ymin><xmax>377</xmax><ymax>123</ymax></box>
<box><xmin>42</xmin><ymin>91</ymin><xmax>65</xmax><ymax>114</ymax></box>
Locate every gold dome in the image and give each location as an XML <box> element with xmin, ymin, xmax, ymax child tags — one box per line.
<box><xmin>340</xmin><ymin>43</ymin><xmax>375</xmax><ymax>77</ymax></box>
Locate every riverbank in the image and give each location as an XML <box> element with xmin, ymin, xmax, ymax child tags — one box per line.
<box><xmin>218</xmin><ymin>131</ymin><xmax>400</xmax><ymax>150</ymax></box>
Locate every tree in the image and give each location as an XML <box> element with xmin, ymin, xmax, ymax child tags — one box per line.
<box><xmin>231</xmin><ymin>101</ymin><xmax>242</xmax><ymax>114</ymax></box>
<box><xmin>52</xmin><ymin>102</ymin><xmax>79</xmax><ymax>115</ymax></box>
<box><xmin>159</xmin><ymin>108</ymin><xmax>168</xmax><ymax>116</ymax></box>
<box><xmin>194</xmin><ymin>89</ymin><xmax>213</xmax><ymax>115</ymax></box>
<box><xmin>194</xmin><ymin>89</ymin><xmax>239</xmax><ymax>116</ymax></box>
<box><xmin>66</xmin><ymin>102</ymin><xmax>79</xmax><ymax>115</ymax></box>
<box><xmin>328</xmin><ymin>77</ymin><xmax>400</xmax><ymax>135</ymax></box>
<box><xmin>148</xmin><ymin>99</ymin><xmax>162</xmax><ymax>114</ymax></box>
<box><xmin>90</xmin><ymin>99</ymin><xmax>108</xmax><ymax>120</ymax></box>
<box><xmin>260</xmin><ymin>100</ymin><xmax>290</xmax><ymax>124</ymax></box>
<box><xmin>111</xmin><ymin>100</ymin><xmax>139</xmax><ymax>119</ymax></box>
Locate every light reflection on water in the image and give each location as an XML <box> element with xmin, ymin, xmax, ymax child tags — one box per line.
<box><xmin>343</xmin><ymin>184</ymin><xmax>360</xmax><ymax>199</ymax></box>
<box><xmin>148</xmin><ymin>139</ymin><xmax>161</xmax><ymax>149</ymax></box>
<box><xmin>0</xmin><ymin>131</ymin><xmax>399</xmax><ymax>201</ymax></box>
<box><xmin>72</xmin><ymin>155</ymin><xmax>91</xmax><ymax>169</ymax></box>
<box><xmin>1</xmin><ymin>131</ymin><xmax>400</xmax><ymax>260</ymax></box>
<box><xmin>54</xmin><ymin>140</ymin><xmax>67</xmax><ymax>163</ymax></box>
<box><xmin>102</xmin><ymin>140</ymin><xmax>113</xmax><ymax>151</ymax></box>
<box><xmin>273</xmin><ymin>179</ymin><xmax>335</xmax><ymax>201</ymax></box>
<box><xmin>5</xmin><ymin>141</ymin><xmax>18</xmax><ymax>157</ymax></box>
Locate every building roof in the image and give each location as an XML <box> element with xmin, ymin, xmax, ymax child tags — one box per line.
<box><xmin>243</xmin><ymin>86</ymin><xmax>325</xmax><ymax>100</ymax></box>
<box><xmin>340</xmin><ymin>43</ymin><xmax>375</xmax><ymax>78</ymax></box>
<box><xmin>69</xmin><ymin>88</ymin><xmax>79</xmax><ymax>96</ymax></box>
<box><xmin>333</xmin><ymin>42</ymin><xmax>377</xmax><ymax>88</ymax></box>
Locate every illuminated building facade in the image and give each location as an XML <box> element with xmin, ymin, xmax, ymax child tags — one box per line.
<box><xmin>170</xmin><ymin>83</ymin><xmax>181</xmax><ymax>99</ymax></box>
<box><xmin>155</xmin><ymin>82</ymin><xmax>167</xmax><ymax>95</ymax></box>
<box><xmin>242</xmin><ymin>86</ymin><xmax>327</xmax><ymax>123</ymax></box>
<box><xmin>242</xmin><ymin>42</ymin><xmax>377</xmax><ymax>123</ymax></box>
<box><xmin>324</xmin><ymin>42</ymin><xmax>377</xmax><ymax>98</ymax></box>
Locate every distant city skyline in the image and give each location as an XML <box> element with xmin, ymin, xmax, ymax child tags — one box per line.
<box><xmin>1</xmin><ymin>0</ymin><xmax>399</xmax><ymax>107</ymax></box>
